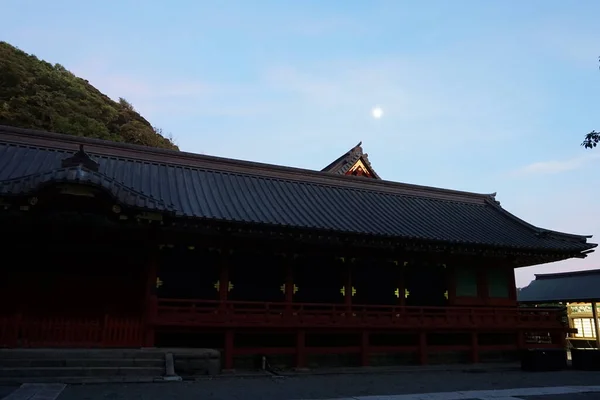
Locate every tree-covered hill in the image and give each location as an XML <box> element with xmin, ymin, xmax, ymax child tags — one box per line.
<box><xmin>0</xmin><ymin>42</ymin><xmax>178</xmax><ymax>150</ymax></box>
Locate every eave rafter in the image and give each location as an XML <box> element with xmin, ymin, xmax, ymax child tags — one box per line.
<box><xmin>156</xmin><ymin>217</ymin><xmax>590</xmax><ymax>263</ymax></box>
<box><xmin>1</xmin><ymin>194</ymin><xmax>590</xmax><ymax>266</ymax></box>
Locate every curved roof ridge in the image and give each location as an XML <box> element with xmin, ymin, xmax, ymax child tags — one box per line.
<box><xmin>0</xmin><ymin>164</ymin><xmax>176</xmax><ymax>213</ymax></box>
<box><xmin>0</xmin><ymin>126</ymin><xmax>495</xmax><ymax>205</ymax></box>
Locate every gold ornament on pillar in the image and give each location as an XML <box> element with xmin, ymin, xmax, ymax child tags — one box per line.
<box><xmin>214</xmin><ymin>281</ymin><xmax>234</xmax><ymax>292</ymax></box>
<box><xmin>156</xmin><ymin>277</ymin><xmax>163</xmax><ymax>289</ymax></box>
<box><xmin>340</xmin><ymin>286</ymin><xmax>356</xmax><ymax>296</ymax></box>
<box><xmin>280</xmin><ymin>284</ymin><xmax>299</xmax><ymax>294</ymax></box>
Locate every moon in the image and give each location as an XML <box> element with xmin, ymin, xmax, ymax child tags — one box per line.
<box><xmin>371</xmin><ymin>107</ymin><xmax>383</xmax><ymax>119</ymax></box>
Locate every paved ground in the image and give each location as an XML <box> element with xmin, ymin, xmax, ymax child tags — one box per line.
<box><xmin>1</xmin><ymin>370</ymin><xmax>600</xmax><ymax>400</ymax></box>
<box><xmin>0</xmin><ymin>386</ymin><xmax>17</xmax><ymax>400</ymax></box>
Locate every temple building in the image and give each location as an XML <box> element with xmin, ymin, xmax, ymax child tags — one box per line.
<box><xmin>519</xmin><ymin>269</ymin><xmax>600</xmax><ymax>349</ymax></box>
<box><xmin>0</xmin><ymin>125</ymin><xmax>596</xmax><ymax>369</ymax></box>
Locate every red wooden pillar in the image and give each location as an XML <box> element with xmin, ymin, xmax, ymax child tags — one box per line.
<box><xmin>144</xmin><ymin>253</ymin><xmax>159</xmax><ymax>347</ymax></box>
<box><xmin>550</xmin><ymin>330</ymin><xmax>566</xmax><ymax>348</ymax></box>
<box><xmin>219</xmin><ymin>257</ymin><xmax>234</xmax><ymax>370</ymax></box>
<box><xmin>344</xmin><ymin>265</ymin><xmax>352</xmax><ymax>311</ymax></box>
<box><xmin>470</xmin><ymin>331</ymin><xmax>479</xmax><ymax>363</ymax></box>
<box><xmin>418</xmin><ymin>332</ymin><xmax>428</xmax><ymax>365</ymax></box>
<box><xmin>224</xmin><ymin>329</ymin><xmax>234</xmax><ymax>370</ymax></box>
<box><xmin>296</xmin><ymin>330</ymin><xmax>306</xmax><ymax>369</ymax></box>
<box><xmin>285</xmin><ymin>264</ymin><xmax>294</xmax><ymax>310</ymax></box>
<box><xmin>361</xmin><ymin>330</ymin><xmax>370</xmax><ymax>366</ymax></box>
<box><xmin>446</xmin><ymin>265</ymin><xmax>456</xmax><ymax>305</ymax></box>
<box><xmin>398</xmin><ymin>264</ymin><xmax>406</xmax><ymax>306</ymax></box>
<box><xmin>219</xmin><ymin>259</ymin><xmax>229</xmax><ymax>304</ymax></box>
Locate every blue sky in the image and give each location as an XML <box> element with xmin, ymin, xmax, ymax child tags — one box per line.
<box><xmin>3</xmin><ymin>0</ymin><xmax>599</xmax><ymax>287</ymax></box>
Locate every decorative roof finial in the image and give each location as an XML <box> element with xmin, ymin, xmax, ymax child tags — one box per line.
<box><xmin>61</xmin><ymin>144</ymin><xmax>100</xmax><ymax>171</ymax></box>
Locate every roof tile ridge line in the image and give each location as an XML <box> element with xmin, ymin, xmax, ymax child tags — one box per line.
<box><xmin>2</xmin><ymin>140</ymin><xmax>493</xmax><ymax>205</ymax></box>
<box><xmin>2</xmin><ymin>136</ymin><xmax>492</xmax><ymax>204</ymax></box>
<box><xmin>0</xmin><ymin>126</ymin><xmax>494</xmax><ymax>202</ymax></box>
<box><xmin>183</xmin><ymin>164</ymin><xmax>490</xmax><ymax>206</ymax></box>
<box><xmin>0</xmin><ymin>124</ymin><xmax>186</xmax><ymax>157</ymax></box>
<box><xmin>98</xmin><ymin>150</ymin><xmax>495</xmax><ymax>204</ymax></box>
<box><xmin>483</xmin><ymin>197</ymin><xmax>594</xmax><ymax>241</ymax></box>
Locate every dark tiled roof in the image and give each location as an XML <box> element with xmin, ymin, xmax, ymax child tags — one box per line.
<box><xmin>518</xmin><ymin>269</ymin><xmax>600</xmax><ymax>302</ymax></box>
<box><xmin>0</xmin><ymin>125</ymin><xmax>596</xmax><ymax>254</ymax></box>
<box><xmin>321</xmin><ymin>142</ymin><xmax>381</xmax><ymax>179</ymax></box>
<box><xmin>0</xmin><ymin>165</ymin><xmax>175</xmax><ymax>212</ymax></box>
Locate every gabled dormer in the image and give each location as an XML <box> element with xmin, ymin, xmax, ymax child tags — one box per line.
<box><xmin>321</xmin><ymin>142</ymin><xmax>381</xmax><ymax>179</ymax></box>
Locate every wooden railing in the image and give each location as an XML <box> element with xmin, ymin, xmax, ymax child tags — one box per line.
<box><xmin>155</xmin><ymin>298</ymin><xmax>565</xmax><ymax>330</ymax></box>
<box><xmin>0</xmin><ymin>314</ymin><xmax>144</xmax><ymax>348</ymax></box>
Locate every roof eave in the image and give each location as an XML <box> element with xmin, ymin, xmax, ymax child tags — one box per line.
<box><xmin>483</xmin><ymin>197</ymin><xmax>595</xmax><ymax>244</ymax></box>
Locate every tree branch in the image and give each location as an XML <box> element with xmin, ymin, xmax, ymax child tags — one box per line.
<box><xmin>582</xmin><ymin>130</ymin><xmax>599</xmax><ymax>149</ymax></box>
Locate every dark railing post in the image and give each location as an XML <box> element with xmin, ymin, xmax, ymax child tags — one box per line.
<box><xmin>361</xmin><ymin>330</ymin><xmax>370</xmax><ymax>366</ymax></box>
<box><xmin>13</xmin><ymin>312</ymin><xmax>22</xmax><ymax>348</ymax></box>
<box><xmin>296</xmin><ymin>330</ymin><xmax>306</xmax><ymax>369</ymax></box>
<box><xmin>418</xmin><ymin>331</ymin><xmax>427</xmax><ymax>365</ymax></box>
<box><xmin>224</xmin><ymin>329</ymin><xmax>234</xmax><ymax>370</ymax></box>
<box><xmin>470</xmin><ymin>331</ymin><xmax>479</xmax><ymax>363</ymax></box>
<box><xmin>101</xmin><ymin>314</ymin><xmax>110</xmax><ymax>347</ymax></box>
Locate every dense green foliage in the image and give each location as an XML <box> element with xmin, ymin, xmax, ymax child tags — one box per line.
<box><xmin>0</xmin><ymin>42</ymin><xmax>177</xmax><ymax>150</ymax></box>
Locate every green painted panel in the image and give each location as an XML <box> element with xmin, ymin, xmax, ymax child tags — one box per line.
<box><xmin>455</xmin><ymin>267</ymin><xmax>478</xmax><ymax>297</ymax></box>
<box><xmin>487</xmin><ymin>268</ymin><xmax>509</xmax><ymax>298</ymax></box>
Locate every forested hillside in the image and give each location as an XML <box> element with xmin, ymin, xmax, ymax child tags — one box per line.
<box><xmin>0</xmin><ymin>42</ymin><xmax>177</xmax><ymax>150</ymax></box>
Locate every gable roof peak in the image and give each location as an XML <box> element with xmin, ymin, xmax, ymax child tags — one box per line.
<box><xmin>322</xmin><ymin>141</ymin><xmax>380</xmax><ymax>179</ymax></box>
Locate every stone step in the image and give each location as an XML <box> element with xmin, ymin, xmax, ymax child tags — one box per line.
<box><xmin>0</xmin><ymin>366</ymin><xmax>165</xmax><ymax>378</ymax></box>
<box><xmin>0</xmin><ymin>349</ymin><xmax>165</xmax><ymax>360</ymax></box>
<box><xmin>0</xmin><ymin>358</ymin><xmax>164</xmax><ymax>368</ymax></box>
<box><xmin>0</xmin><ymin>376</ymin><xmax>163</xmax><ymax>385</ymax></box>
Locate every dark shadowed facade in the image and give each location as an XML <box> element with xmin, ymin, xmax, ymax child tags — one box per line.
<box><xmin>0</xmin><ymin>125</ymin><xmax>596</xmax><ymax>369</ymax></box>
